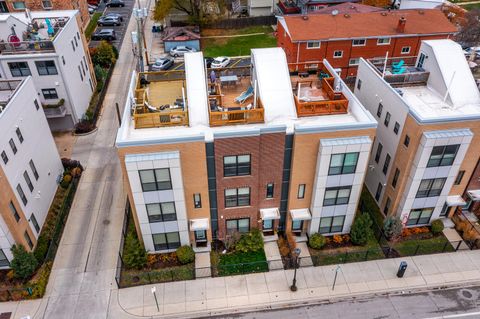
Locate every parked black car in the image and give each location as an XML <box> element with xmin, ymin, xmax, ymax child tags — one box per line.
<box><xmin>91</xmin><ymin>29</ymin><xmax>117</xmax><ymax>41</ymax></box>
<box><xmin>204</xmin><ymin>57</ymin><xmax>214</xmax><ymax>68</ymax></box>
<box><xmin>106</xmin><ymin>0</ymin><xmax>125</xmax><ymax>7</ymax></box>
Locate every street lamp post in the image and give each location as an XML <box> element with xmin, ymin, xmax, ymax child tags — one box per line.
<box><xmin>290</xmin><ymin>247</ymin><xmax>301</xmax><ymax>292</ymax></box>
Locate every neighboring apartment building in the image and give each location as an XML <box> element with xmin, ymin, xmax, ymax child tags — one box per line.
<box><xmin>116</xmin><ymin>47</ymin><xmax>377</xmax><ymax>254</ymax></box>
<box><xmin>276</xmin><ymin>9</ymin><xmax>457</xmax><ymax>78</ymax></box>
<box><xmin>0</xmin><ymin>76</ymin><xmax>63</xmax><ymax>268</ymax></box>
<box><xmin>0</xmin><ymin>10</ymin><xmax>95</xmax><ymax>131</ymax></box>
<box><xmin>354</xmin><ymin>39</ymin><xmax>480</xmax><ymax>227</ymax></box>
<box><xmin>0</xmin><ymin>0</ymin><xmax>90</xmax><ymax>29</ymax></box>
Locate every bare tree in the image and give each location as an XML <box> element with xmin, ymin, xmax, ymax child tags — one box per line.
<box><xmin>456</xmin><ymin>9</ymin><xmax>480</xmax><ymax>47</ymax></box>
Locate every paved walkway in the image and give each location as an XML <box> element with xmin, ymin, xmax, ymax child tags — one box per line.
<box><xmin>106</xmin><ymin>250</ymin><xmax>480</xmax><ymax>318</ymax></box>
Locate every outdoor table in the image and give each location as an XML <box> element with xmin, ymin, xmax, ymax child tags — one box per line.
<box><xmin>220</xmin><ymin>75</ymin><xmax>238</xmax><ymax>86</ymax></box>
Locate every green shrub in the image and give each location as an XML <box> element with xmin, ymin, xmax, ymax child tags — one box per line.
<box><xmin>308</xmin><ymin>233</ymin><xmax>326</xmax><ymax>250</ymax></box>
<box><xmin>123</xmin><ymin>233</ymin><xmax>147</xmax><ymax>270</ymax></box>
<box><xmin>92</xmin><ymin>41</ymin><xmax>116</xmax><ymax>67</ymax></box>
<box><xmin>10</xmin><ymin>244</ymin><xmax>38</xmax><ymax>280</ymax></box>
<box><xmin>235</xmin><ymin>228</ymin><xmax>263</xmax><ymax>253</ymax></box>
<box><xmin>30</xmin><ymin>262</ymin><xmax>52</xmax><ymax>298</ymax></box>
<box><xmin>33</xmin><ymin>235</ymin><xmax>49</xmax><ymax>263</ymax></box>
<box><xmin>350</xmin><ymin>213</ymin><xmax>374</xmax><ymax>246</ymax></box>
<box><xmin>176</xmin><ymin>245</ymin><xmax>195</xmax><ymax>264</ymax></box>
<box><xmin>431</xmin><ymin>219</ymin><xmax>444</xmax><ymax>235</ymax></box>
<box><xmin>383</xmin><ymin>216</ymin><xmax>403</xmax><ymax>240</ymax></box>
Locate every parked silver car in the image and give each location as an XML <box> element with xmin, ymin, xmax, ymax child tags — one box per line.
<box><xmin>169</xmin><ymin>46</ymin><xmax>196</xmax><ymax>57</ymax></box>
<box><xmin>151</xmin><ymin>57</ymin><xmax>174</xmax><ymax>71</ymax></box>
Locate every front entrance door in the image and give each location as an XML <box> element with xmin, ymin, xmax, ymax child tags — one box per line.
<box><xmin>292</xmin><ymin>220</ymin><xmax>303</xmax><ymax>236</ymax></box>
<box><xmin>194</xmin><ymin>230</ymin><xmax>207</xmax><ymax>247</ymax></box>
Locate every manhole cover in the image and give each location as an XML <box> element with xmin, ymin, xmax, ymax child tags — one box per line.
<box><xmin>103</xmin><ymin>219</ymin><xmax>110</xmax><ymax>225</ymax></box>
<box><xmin>458</xmin><ymin>289</ymin><xmax>477</xmax><ymax>300</ymax></box>
<box><xmin>462</xmin><ymin>290</ymin><xmax>472</xmax><ymax>299</ymax></box>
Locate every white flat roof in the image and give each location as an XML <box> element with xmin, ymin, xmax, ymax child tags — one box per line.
<box><xmin>0</xmin><ymin>10</ymin><xmax>77</xmax><ymax>22</ymax></box>
<box><xmin>116</xmin><ymin>48</ymin><xmax>377</xmax><ymax>147</ymax></box>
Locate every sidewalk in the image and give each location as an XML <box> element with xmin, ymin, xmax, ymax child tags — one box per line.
<box><xmin>108</xmin><ymin>250</ymin><xmax>480</xmax><ymax>318</ymax></box>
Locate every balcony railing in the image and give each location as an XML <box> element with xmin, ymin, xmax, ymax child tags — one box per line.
<box><xmin>367</xmin><ymin>56</ymin><xmax>430</xmax><ymax>86</ymax></box>
<box><xmin>209</xmin><ymin>107</ymin><xmax>264</xmax><ymax>126</ymax></box>
<box><xmin>0</xmin><ymin>40</ymin><xmax>55</xmax><ymax>55</ymax></box>
<box><xmin>43</xmin><ymin>105</ymin><xmax>67</xmax><ymax>118</ymax></box>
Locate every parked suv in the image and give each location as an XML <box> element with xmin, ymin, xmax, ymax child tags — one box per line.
<box><xmin>91</xmin><ymin>29</ymin><xmax>116</xmax><ymax>41</ymax></box>
<box><xmin>97</xmin><ymin>16</ymin><xmax>121</xmax><ymax>26</ymax></box>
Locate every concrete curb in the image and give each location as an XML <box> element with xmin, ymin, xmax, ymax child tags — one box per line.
<box><xmin>73</xmin><ymin>126</ymin><xmax>98</xmax><ymax>136</ymax></box>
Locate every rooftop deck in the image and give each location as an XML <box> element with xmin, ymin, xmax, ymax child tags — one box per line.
<box><xmin>208</xmin><ymin>68</ymin><xmax>264</xmax><ymax>126</ymax></box>
<box><xmin>132</xmin><ymin>72</ymin><xmax>188</xmax><ymax>129</ymax></box>
<box><xmin>367</xmin><ymin>56</ymin><xmax>430</xmax><ymax>87</ymax></box>
<box><xmin>0</xmin><ymin>16</ymin><xmax>69</xmax><ymax>55</ymax></box>
<box><xmin>289</xmin><ymin>63</ymin><xmax>349</xmax><ymax>117</ymax></box>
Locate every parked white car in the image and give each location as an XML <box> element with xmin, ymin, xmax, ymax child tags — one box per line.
<box><xmin>211</xmin><ymin>56</ymin><xmax>231</xmax><ymax>68</ymax></box>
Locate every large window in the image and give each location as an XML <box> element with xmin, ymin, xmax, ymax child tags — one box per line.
<box><xmin>352</xmin><ymin>39</ymin><xmax>366</xmax><ymax>46</ymax></box>
<box><xmin>323</xmin><ymin>186</ymin><xmax>351</xmax><ymax>206</ymax></box>
<box><xmin>383</xmin><ymin>154</ymin><xmax>391</xmax><ymax>175</ymax></box>
<box><xmin>225</xmin><ymin>187</ymin><xmax>250</xmax><ymax>207</ymax></box>
<box><xmin>8</xmin><ymin>62</ymin><xmax>30</xmax><ymax>77</ymax></box>
<box><xmin>374</xmin><ymin>143</ymin><xmax>383</xmax><ymax>163</ymax></box>
<box><xmin>41</xmin><ymin>88</ymin><xmax>58</xmax><ymax>100</ymax></box>
<box><xmin>392</xmin><ymin>168</ymin><xmax>400</xmax><ymax>188</ymax></box>
<box><xmin>266</xmin><ymin>183</ymin><xmax>274</xmax><ymax>198</ymax></box>
<box><xmin>328</xmin><ymin>152</ymin><xmax>359</xmax><ymax>175</ymax></box>
<box><xmin>29</xmin><ymin>160</ymin><xmax>39</xmax><ymax>180</ymax></box>
<box><xmin>152</xmin><ymin>232</ymin><xmax>180</xmax><ymax>251</ymax></box>
<box><xmin>223</xmin><ymin>155</ymin><xmax>251</xmax><ymax>177</ymax></box>
<box><xmin>384</xmin><ymin>112</ymin><xmax>391</xmax><ymax>127</ymax></box>
<box><xmin>16</xmin><ymin>128</ymin><xmax>24</xmax><ymax>143</ymax></box>
<box><xmin>9</xmin><ymin>201</ymin><xmax>20</xmax><ymax>222</ymax></box>
<box><xmin>407</xmin><ymin>208</ymin><xmax>433</xmax><ymax>226</ymax></box>
<box><xmin>319</xmin><ymin>216</ymin><xmax>345</xmax><ymax>234</ymax></box>
<box><xmin>226</xmin><ymin>218</ymin><xmax>250</xmax><ymax>233</ymax></box>
<box><xmin>377</xmin><ymin>37</ymin><xmax>391</xmax><ymax>45</ymax></box>
<box><xmin>333</xmin><ymin>50</ymin><xmax>343</xmax><ymax>58</ymax></box>
<box><xmin>375</xmin><ymin>183</ymin><xmax>383</xmax><ymax>201</ymax></box>
<box><xmin>23</xmin><ymin>171</ymin><xmax>33</xmax><ymax>192</ymax></box>
<box><xmin>12</xmin><ymin>1</ymin><xmax>26</xmax><ymax>9</ymax></box>
<box><xmin>35</xmin><ymin>61</ymin><xmax>58</xmax><ymax>75</ymax></box>
<box><xmin>9</xmin><ymin>138</ymin><xmax>17</xmax><ymax>154</ymax></box>
<box><xmin>306</xmin><ymin>41</ymin><xmax>320</xmax><ymax>49</ymax></box>
<box><xmin>401</xmin><ymin>46</ymin><xmax>411</xmax><ymax>54</ymax></box>
<box><xmin>1</xmin><ymin>151</ymin><xmax>8</xmax><ymax>164</ymax></box>
<box><xmin>139</xmin><ymin>169</ymin><xmax>172</xmax><ymax>192</ymax></box>
<box><xmin>349</xmin><ymin>58</ymin><xmax>360</xmax><ymax>66</ymax></box>
<box><xmin>30</xmin><ymin>213</ymin><xmax>40</xmax><ymax>233</ymax></box>
<box><xmin>24</xmin><ymin>231</ymin><xmax>33</xmax><ymax>250</ymax></box>
<box><xmin>416</xmin><ymin>178</ymin><xmax>446</xmax><ymax>198</ymax></box>
<box><xmin>427</xmin><ymin>145</ymin><xmax>459</xmax><ymax>167</ymax></box>
<box><xmin>146</xmin><ymin>202</ymin><xmax>176</xmax><ymax>222</ymax></box>
<box><xmin>0</xmin><ymin>249</ymin><xmax>8</xmax><ymax>267</ymax></box>
<box><xmin>16</xmin><ymin>184</ymin><xmax>27</xmax><ymax>206</ymax></box>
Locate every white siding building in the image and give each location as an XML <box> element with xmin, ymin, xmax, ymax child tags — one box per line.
<box><xmin>0</xmin><ymin>10</ymin><xmax>95</xmax><ymax>131</ymax></box>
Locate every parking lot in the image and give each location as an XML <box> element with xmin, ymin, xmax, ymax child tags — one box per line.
<box><xmin>148</xmin><ymin>56</ymin><xmax>252</xmax><ymax>72</ymax></box>
<box><xmin>89</xmin><ymin>0</ymin><xmax>136</xmax><ymax>50</ymax></box>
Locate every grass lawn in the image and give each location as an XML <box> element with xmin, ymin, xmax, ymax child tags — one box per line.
<box><xmin>120</xmin><ymin>264</ymin><xmax>195</xmax><ymax>288</ymax></box>
<box><xmin>85</xmin><ymin>13</ymin><xmax>102</xmax><ymax>40</ymax></box>
<box><xmin>201</xmin><ymin>26</ymin><xmax>276</xmax><ymax>57</ymax></box>
<box><xmin>308</xmin><ymin>238</ymin><xmax>385</xmax><ymax>266</ymax></box>
<box><xmin>216</xmin><ymin>249</ymin><xmax>268</xmax><ymax>276</ymax></box>
<box><xmin>460</xmin><ymin>3</ymin><xmax>480</xmax><ymax>10</ymax></box>
<box><xmin>392</xmin><ymin>234</ymin><xmax>454</xmax><ymax>256</ymax></box>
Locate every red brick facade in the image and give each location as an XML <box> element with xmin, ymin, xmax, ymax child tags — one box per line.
<box><xmin>214</xmin><ymin>133</ymin><xmax>285</xmax><ymax>239</ymax></box>
<box><xmin>277</xmin><ymin>22</ymin><xmax>452</xmax><ymax>78</ymax></box>
<box><xmin>3</xmin><ymin>0</ymin><xmax>90</xmax><ymax>29</ymax></box>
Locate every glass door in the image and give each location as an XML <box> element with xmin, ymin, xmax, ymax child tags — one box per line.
<box><xmin>292</xmin><ymin>220</ymin><xmax>303</xmax><ymax>236</ymax></box>
<box><xmin>263</xmin><ymin>219</ymin><xmax>274</xmax><ymax>236</ymax></box>
<box><xmin>195</xmin><ymin>230</ymin><xmax>207</xmax><ymax>247</ymax></box>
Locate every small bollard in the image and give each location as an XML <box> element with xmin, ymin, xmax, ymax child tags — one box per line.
<box><xmin>397</xmin><ymin>261</ymin><xmax>408</xmax><ymax>278</ymax></box>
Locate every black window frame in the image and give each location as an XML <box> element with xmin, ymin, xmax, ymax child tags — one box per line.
<box><xmin>145</xmin><ymin>202</ymin><xmax>177</xmax><ymax>223</ymax></box>
<box><xmin>384</xmin><ymin>112</ymin><xmax>391</xmax><ymax>127</ymax></box>
<box><xmin>384</xmin><ymin>197</ymin><xmax>391</xmax><ymax>215</ymax></box>
<box><xmin>392</xmin><ymin>168</ymin><xmax>400</xmax><ymax>188</ymax></box>
<box><xmin>416</xmin><ymin>178</ymin><xmax>446</xmax><ymax>198</ymax></box>
<box><xmin>376</xmin><ymin>103</ymin><xmax>383</xmax><ymax>117</ymax></box>
<box><xmin>34</xmin><ymin>99</ymin><xmax>39</xmax><ymax>110</ymax></box>
<box><xmin>35</xmin><ymin>60</ymin><xmax>58</xmax><ymax>76</ymax></box>
<box><xmin>323</xmin><ymin>186</ymin><xmax>352</xmax><ymax>206</ymax></box>
<box><xmin>404</xmin><ymin>135</ymin><xmax>410</xmax><ymax>147</ymax></box>
<box><xmin>375</xmin><ymin>143</ymin><xmax>383</xmax><ymax>163</ymax></box>
<box><xmin>29</xmin><ymin>159</ymin><xmax>39</xmax><ymax>180</ymax></box>
<box><xmin>9</xmin><ymin>201</ymin><xmax>20</xmax><ymax>222</ymax></box>
<box><xmin>266</xmin><ymin>183</ymin><xmax>274</xmax><ymax>198</ymax></box>
<box><xmin>455</xmin><ymin>170</ymin><xmax>465</xmax><ymax>185</ymax></box>
<box><xmin>297</xmin><ymin>184</ymin><xmax>306</xmax><ymax>199</ymax></box>
<box><xmin>1</xmin><ymin>151</ymin><xmax>8</xmax><ymax>164</ymax></box>
<box><xmin>138</xmin><ymin>169</ymin><xmax>172</xmax><ymax>192</ymax></box>
<box><xmin>319</xmin><ymin>216</ymin><xmax>345</xmax><ymax>234</ymax></box>
<box><xmin>393</xmin><ymin>122</ymin><xmax>400</xmax><ymax>135</ymax></box>
<box><xmin>16</xmin><ymin>127</ymin><xmax>23</xmax><ymax>143</ymax></box>
<box><xmin>223</xmin><ymin>154</ymin><xmax>251</xmax><ymax>177</ymax></box>
<box><xmin>152</xmin><ymin>232</ymin><xmax>181</xmax><ymax>251</ymax></box>
<box><xmin>292</xmin><ymin>220</ymin><xmax>303</xmax><ymax>231</ymax></box>
<box><xmin>382</xmin><ymin>153</ymin><xmax>391</xmax><ymax>175</ymax></box>
<box><xmin>193</xmin><ymin>193</ymin><xmax>202</xmax><ymax>208</ymax></box>
<box><xmin>9</xmin><ymin>138</ymin><xmax>17</xmax><ymax>154</ymax></box>
<box><xmin>23</xmin><ymin>171</ymin><xmax>33</xmax><ymax>192</ymax></box>
<box><xmin>375</xmin><ymin>183</ymin><xmax>383</xmax><ymax>201</ymax></box>
<box><xmin>8</xmin><ymin>62</ymin><xmax>31</xmax><ymax>77</ymax></box>
<box><xmin>357</xmin><ymin>79</ymin><xmax>362</xmax><ymax>90</ymax></box>
<box><xmin>41</xmin><ymin>88</ymin><xmax>58</xmax><ymax>100</ymax></box>
<box><xmin>224</xmin><ymin>187</ymin><xmax>250</xmax><ymax>207</ymax></box>
<box><xmin>16</xmin><ymin>184</ymin><xmax>27</xmax><ymax>206</ymax></box>
<box><xmin>30</xmin><ymin>213</ymin><xmax>40</xmax><ymax>233</ymax></box>
<box><xmin>407</xmin><ymin>208</ymin><xmax>433</xmax><ymax>226</ymax></box>
<box><xmin>0</xmin><ymin>249</ymin><xmax>9</xmax><ymax>267</ymax></box>
<box><xmin>427</xmin><ymin>144</ymin><xmax>460</xmax><ymax>168</ymax></box>
<box><xmin>328</xmin><ymin>152</ymin><xmax>359</xmax><ymax>175</ymax></box>
<box><xmin>24</xmin><ymin>231</ymin><xmax>33</xmax><ymax>250</ymax></box>
<box><xmin>226</xmin><ymin>218</ymin><xmax>250</xmax><ymax>234</ymax></box>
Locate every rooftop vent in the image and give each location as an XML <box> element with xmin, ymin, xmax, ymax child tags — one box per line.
<box><xmin>418</xmin><ymin>10</ymin><xmax>425</xmax><ymax>14</ymax></box>
<box><xmin>302</xmin><ymin>15</ymin><xmax>308</xmax><ymax>20</ymax></box>
<box><xmin>397</xmin><ymin>16</ymin><xmax>406</xmax><ymax>33</ymax></box>
<box><xmin>381</xmin><ymin>12</ymin><xmax>387</xmax><ymax>16</ymax></box>
<box><xmin>331</xmin><ymin>9</ymin><xmax>339</xmax><ymax>16</ymax></box>
<box><xmin>344</xmin><ymin>13</ymin><xmax>351</xmax><ymax>18</ymax></box>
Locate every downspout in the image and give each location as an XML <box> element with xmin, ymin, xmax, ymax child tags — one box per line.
<box><xmin>296</xmin><ymin>42</ymin><xmax>300</xmax><ymax>71</ymax></box>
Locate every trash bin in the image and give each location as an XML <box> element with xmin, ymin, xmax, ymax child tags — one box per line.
<box><xmin>397</xmin><ymin>261</ymin><xmax>408</xmax><ymax>278</ymax></box>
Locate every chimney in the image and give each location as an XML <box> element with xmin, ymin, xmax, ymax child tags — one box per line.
<box><xmin>397</xmin><ymin>17</ymin><xmax>406</xmax><ymax>33</ymax></box>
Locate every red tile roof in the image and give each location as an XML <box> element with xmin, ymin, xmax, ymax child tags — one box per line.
<box><xmin>282</xmin><ymin>9</ymin><xmax>457</xmax><ymax>42</ymax></box>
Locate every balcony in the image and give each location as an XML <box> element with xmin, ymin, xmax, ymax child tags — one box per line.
<box><xmin>43</xmin><ymin>104</ymin><xmax>67</xmax><ymax>118</ymax></box>
<box><xmin>290</xmin><ymin>63</ymin><xmax>349</xmax><ymax>117</ymax></box>
<box><xmin>367</xmin><ymin>56</ymin><xmax>430</xmax><ymax>87</ymax></box>
<box><xmin>0</xmin><ymin>80</ymin><xmax>22</xmax><ymax>109</ymax></box>
<box><xmin>0</xmin><ymin>40</ymin><xmax>55</xmax><ymax>55</ymax></box>
<box><xmin>278</xmin><ymin>1</ymin><xmax>301</xmax><ymax>14</ymax></box>
<box><xmin>207</xmin><ymin>70</ymin><xmax>264</xmax><ymax>127</ymax></box>
<box><xmin>132</xmin><ymin>74</ymin><xmax>189</xmax><ymax>129</ymax></box>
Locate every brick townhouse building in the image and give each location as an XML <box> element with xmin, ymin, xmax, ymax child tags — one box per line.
<box><xmin>116</xmin><ymin>47</ymin><xmax>377</xmax><ymax>255</ymax></box>
<box><xmin>0</xmin><ymin>0</ymin><xmax>90</xmax><ymax>29</ymax></box>
<box><xmin>276</xmin><ymin>9</ymin><xmax>457</xmax><ymax>78</ymax></box>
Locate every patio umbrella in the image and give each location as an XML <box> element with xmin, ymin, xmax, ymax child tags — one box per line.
<box><xmin>468</xmin><ymin>61</ymin><xmax>477</xmax><ymax>68</ymax></box>
<box><xmin>45</xmin><ymin>18</ymin><xmax>54</xmax><ymax>36</ymax></box>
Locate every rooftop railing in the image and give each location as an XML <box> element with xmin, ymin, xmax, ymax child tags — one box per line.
<box><xmin>0</xmin><ymin>40</ymin><xmax>55</xmax><ymax>55</ymax></box>
<box><xmin>367</xmin><ymin>56</ymin><xmax>430</xmax><ymax>86</ymax></box>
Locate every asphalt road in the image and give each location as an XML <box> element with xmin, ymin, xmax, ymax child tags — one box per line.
<box><xmin>224</xmin><ymin>286</ymin><xmax>480</xmax><ymax>319</ymax></box>
<box><xmin>89</xmin><ymin>0</ymin><xmax>136</xmax><ymax>50</ymax></box>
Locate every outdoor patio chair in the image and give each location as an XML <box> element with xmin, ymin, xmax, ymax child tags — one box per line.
<box><xmin>392</xmin><ymin>60</ymin><xmax>405</xmax><ymax>69</ymax></box>
<box><xmin>234</xmin><ymin>86</ymin><xmax>254</xmax><ymax>104</ymax></box>
<box><xmin>145</xmin><ymin>101</ymin><xmax>159</xmax><ymax>113</ymax></box>
<box><xmin>393</xmin><ymin>66</ymin><xmax>406</xmax><ymax>75</ymax></box>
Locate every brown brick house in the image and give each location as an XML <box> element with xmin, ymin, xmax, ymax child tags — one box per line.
<box><xmin>276</xmin><ymin>9</ymin><xmax>457</xmax><ymax>78</ymax></box>
<box><xmin>0</xmin><ymin>0</ymin><xmax>90</xmax><ymax>29</ymax></box>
